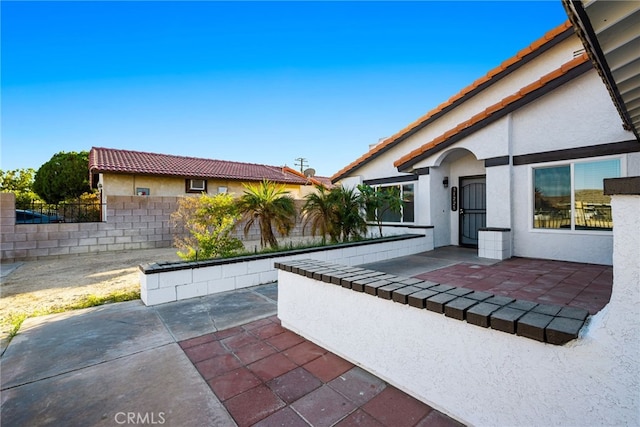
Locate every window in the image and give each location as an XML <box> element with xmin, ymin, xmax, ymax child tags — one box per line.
<box><xmin>377</xmin><ymin>183</ymin><xmax>415</xmax><ymax>223</ymax></box>
<box><xmin>533</xmin><ymin>158</ymin><xmax>620</xmax><ymax>231</ymax></box>
<box><xmin>186</xmin><ymin>179</ymin><xmax>207</xmax><ymax>193</ymax></box>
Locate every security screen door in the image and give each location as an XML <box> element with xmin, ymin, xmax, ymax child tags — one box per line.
<box><xmin>459</xmin><ymin>176</ymin><xmax>486</xmax><ymax>247</ymax></box>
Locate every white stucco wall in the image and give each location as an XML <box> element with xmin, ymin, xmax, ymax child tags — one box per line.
<box><xmin>511</xmin><ymin>73</ymin><xmax>632</xmax><ymax>155</ymax></box>
<box><xmin>141</xmin><ymin>233</ymin><xmax>434</xmax><ymax>305</ymax></box>
<box><xmin>511</xmin><ymin>162</ymin><xmax>615</xmax><ymax>265</ymax></box>
<box><xmin>278</xmin><ymin>192</ymin><xmax>639</xmax><ymax>427</ymax></box>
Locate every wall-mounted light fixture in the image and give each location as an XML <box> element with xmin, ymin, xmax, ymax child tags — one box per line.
<box><xmin>443</xmin><ymin>177</ymin><xmax>449</xmax><ymax>188</ymax></box>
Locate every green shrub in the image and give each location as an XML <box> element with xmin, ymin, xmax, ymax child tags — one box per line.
<box><xmin>171</xmin><ymin>193</ymin><xmax>244</xmax><ymax>261</ymax></box>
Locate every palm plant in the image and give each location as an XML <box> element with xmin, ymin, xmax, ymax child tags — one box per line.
<box><xmin>357</xmin><ymin>184</ymin><xmax>403</xmax><ymax>237</ymax></box>
<box><xmin>329</xmin><ymin>186</ymin><xmax>367</xmax><ymax>242</ymax></box>
<box><xmin>301</xmin><ymin>185</ymin><xmax>336</xmax><ymax>244</ymax></box>
<box><xmin>236</xmin><ymin>180</ymin><xmax>296</xmax><ymax>249</ymax></box>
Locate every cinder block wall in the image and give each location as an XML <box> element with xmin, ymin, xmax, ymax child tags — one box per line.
<box><xmin>0</xmin><ymin>193</ymin><xmax>309</xmax><ymax>262</ymax></box>
<box><xmin>1</xmin><ymin>194</ymin><xmax>177</xmax><ymax>261</ymax></box>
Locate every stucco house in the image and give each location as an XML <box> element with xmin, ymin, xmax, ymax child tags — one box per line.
<box><xmin>332</xmin><ymin>19</ymin><xmax>640</xmax><ymax>266</ymax></box>
<box><xmin>89</xmin><ymin>146</ymin><xmax>329</xmax><ymax>201</ymax></box>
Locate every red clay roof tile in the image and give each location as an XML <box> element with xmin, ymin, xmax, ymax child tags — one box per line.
<box><xmin>89</xmin><ymin>147</ymin><xmax>324</xmax><ymax>186</ymax></box>
<box><xmin>331</xmin><ymin>21</ymin><xmax>574</xmax><ymax>182</ymax></box>
<box><xmin>392</xmin><ymin>53</ymin><xmax>589</xmax><ymax>169</ymax></box>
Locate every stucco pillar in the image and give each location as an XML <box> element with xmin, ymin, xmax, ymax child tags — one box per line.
<box><xmin>485</xmin><ymin>164</ymin><xmax>511</xmax><ymax>228</ymax></box>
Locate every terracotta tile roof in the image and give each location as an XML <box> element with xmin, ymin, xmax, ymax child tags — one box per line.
<box><xmin>89</xmin><ymin>147</ymin><xmax>322</xmax><ymax>186</ymax></box>
<box><xmin>331</xmin><ymin>21</ymin><xmax>574</xmax><ymax>183</ymax></box>
<box><xmin>393</xmin><ymin>53</ymin><xmax>590</xmax><ymax>170</ymax></box>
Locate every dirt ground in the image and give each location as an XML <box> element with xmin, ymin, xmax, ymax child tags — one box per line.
<box><xmin>0</xmin><ymin>247</ymin><xmax>181</xmax><ymax>340</ymax></box>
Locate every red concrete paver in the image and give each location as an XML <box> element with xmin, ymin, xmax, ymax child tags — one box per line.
<box><xmin>224</xmin><ymin>384</ymin><xmax>286</xmax><ymax>427</ymax></box>
<box><xmin>283</xmin><ymin>340</ymin><xmax>328</xmax><ymax>365</ymax></box>
<box><xmin>235</xmin><ymin>341</ymin><xmax>278</xmax><ymax>365</ymax></box>
<box><xmin>248</xmin><ymin>352</ymin><xmax>298</xmax><ymax>382</ymax></box>
<box><xmin>291</xmin><ymin>385</ymin><xmax>357</xmax><ymax>427</ymax></box>
<box><xmin>415</xmin><ymin>410</ymin><xmax>467</xmax><ymax>427</ymax></box>
<box><xmin>195</xmin><ymin>353</ymin><xmax>242</xmax><ymax>380</ymax></box>
<box><xmin>222</xmin><ymin>331</ymin><xmax>260</xmax><ymax>351</ymax></box>
<box><xmin>180</xmin><ymin>316</ymin><xmax>463</xmax><ymax>426</ymax></box>
<box><xmin>266</xmin><ymin>330</ymin><xmax>306</xmax><ymax>351</ymax></box>
<box><xmin>267</xmin><ymin>366</ymin><xmax>323</xmax><ymax>404</ymax></box>
<box><xmin>361</xmin><ymin>386</ymin><xmax>433</xmax><ymax>427</ymax></box>
<box><xmin>182</xmin><ymin>340</ymin><xmax>227</xmax><ymax>363</ymax></box>
<box><xmin>249</xmin><ymin>323</ymin><xmax>287</xmax><ymax>340</ymax></box>
<box><xmin>328</xmin><ymin>367</ymin><xmax>387</xmax><ymax>406</ymax></box>
<box><xmin>303</xmin><ymin>352</ymin><xmax>355</xmax><ymax>383</ymax></box>
<box><xmin>252</xmin><ymin>406</ymin><xmax>309</xmax><ymax>427</ymax></box>
<box><xmin>335</xmin><ymin>409</ymin><xmax>385</xmax><ymax>427</ymax></box>
<box><xmin>208</xmin><ymin>367</ymin><xmax>262</xmax><ymax>401</ymax></box>
<box><xmin>415</xmin><ymin>257</ymin><xmax>612</xmax><ymax>314</ymax></box>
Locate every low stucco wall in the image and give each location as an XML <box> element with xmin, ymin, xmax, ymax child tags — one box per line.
<box><xmin>139</xmin><ymin>232</ymin><xmax>434</xmax><ymax>306</ymax></box>
<box><xmin>277</xmin><ymin>192</ymin><xmax>639</xmax><ymax>426</ymax></box>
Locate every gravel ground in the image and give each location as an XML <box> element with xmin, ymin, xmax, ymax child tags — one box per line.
<box><xmin>0</xmin><ymin>247</ymin><xmax>181</xmax><ymax>347</ymax></box>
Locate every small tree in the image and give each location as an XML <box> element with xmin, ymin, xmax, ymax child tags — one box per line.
<box><xmin>0</xmin><ymin>168</ymin><xmax>41</xmax><ymax>208</ymax></box>
<box><xmin>301</xmin><ymin>185</ymin><xmax>336</xmax><ymax>244</ymax></box>
<box><xmin>357</xmin><ymin>184</ymin><xmax>404</xmax><ymax>237</ymax></box>
<box><xmin>33</xmin><ymin>151</ymin><xmax>91</xmax><ymax>204</ymax></box>
<box><xmin>237</xmin><ymin>180</ymin><xmax>296</xmax><ymax>249</ymax></box>
<box><xmin>170</xmin><ymin>193</ymin><xmax>243</xmax><ymax>261</ymax></box>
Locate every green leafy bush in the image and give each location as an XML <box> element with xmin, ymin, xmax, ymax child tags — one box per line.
<box><xmin>171</xmin><ymin>193</ymin><xmax>244</xmax><ymax>261</ymax></box>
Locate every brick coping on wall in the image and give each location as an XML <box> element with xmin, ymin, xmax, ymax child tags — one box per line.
<box><xmin>139</xmin><ymin>233</ymin><xmax>432</xmax><ymax>275</ymax></box>
<box><xmin>275</xmin><ymin>259</ymin><xmax>590</xmax><ymax>346</ymax></box>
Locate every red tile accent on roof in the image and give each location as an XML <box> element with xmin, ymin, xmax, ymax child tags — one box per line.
<box><xmin>392</xmin><ymin>53</ymin><xmax>589</xmax><ymax>169</ymax></box>
<box><xmin>331</xmin><ymin>21</ymin><xmax>573</xmax><ymax>182</ymax></box>
<box><xmin>89</xmin><ymin>147</ymin><xmax>319</xmax><ymax>186</ymax></box>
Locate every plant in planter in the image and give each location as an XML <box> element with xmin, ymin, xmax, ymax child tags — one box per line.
<box><xmin>301</xmin><ymin>184</ymin><xmax>336</xmax><ymax>244</ymax></box>
<box><xmin>357</xmin><ymin>184</ymin><xmax>404</xmax><ymax>237</ymax></box>
<box><xmin>236</xmin><ymin>180</ymin><xmax>297</xmax><ymax>249</ymax></box>
<box><xmin>329</xmin><ymin>186</ymin><xmax>368</xmax><ymax>242</ymax></box>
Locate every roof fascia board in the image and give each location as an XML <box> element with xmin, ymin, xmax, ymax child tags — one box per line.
<box><xmin>395</xmin><ymin>61</ymin><xmax>593</xmax><ymax>172</ymax></box>
<box><xmin>562</xmin><ymin>0</ymin><xmax>639</xmax><ymax>140</ymax></box>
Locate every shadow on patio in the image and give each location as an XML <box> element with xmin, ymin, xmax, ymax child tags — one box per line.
<box><xmin>360</xmin><ymin>246</ymin><xmax>612</xmax><ymax>315</ymax></box>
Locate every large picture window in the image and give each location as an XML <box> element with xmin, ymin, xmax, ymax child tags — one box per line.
<box><xmin>377</xmin><ymin>183</ymin><xmax>415</xmax><ymax>223</ymax></box>
<box><xmin>533</xmin><ymin>158</ymin><xmax>620</xmax><ymax>231</ymax></box>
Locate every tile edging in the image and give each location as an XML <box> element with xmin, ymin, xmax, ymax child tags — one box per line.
<box><xmin>275</xmin><ymin>259</ymin><xmax>589</xmax><ymax>346</ymax></box>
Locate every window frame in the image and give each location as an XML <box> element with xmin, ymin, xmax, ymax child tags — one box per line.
<box><xmin>529</xmin><ymin>155</ymin><xmax>623</xmax><ymax>234</ymax></box>
<box><xmin>372</xmin><ymin>182</ymin><xmax>415</xmax><ymax>224</ymax></box>
<box><xmin>186</xmin><ymin>179</ymin><xmax>207</xmax><ymax>193</ymax></box>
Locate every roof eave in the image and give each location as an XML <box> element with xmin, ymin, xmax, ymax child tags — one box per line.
<box><xmin>331</xmin><ymin>22</ymin><xmax>576</xmax><ymax>183</ymax></box>
<box><xmin>395</xmin><ymin>60</ymin><xmax>593</xmax><ymax>172</ymax></box>
<box><xmin>562</xmin><ymin>0</ymin><xmax>640</xmax><ymax>141</ymax></box>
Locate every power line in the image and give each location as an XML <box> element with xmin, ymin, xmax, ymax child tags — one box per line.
<box><xmin>294</xmin><ymin>157</ymin><xmax>308</xmax><ymax>173</ymax></box>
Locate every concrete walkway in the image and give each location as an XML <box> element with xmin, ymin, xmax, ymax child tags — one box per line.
<box><xmin>1</xmin><ymin>284</ymin><xmax>278</xmax><ymax>426</ymax></box>
<box><xmin>1</xmin><ymin>247</ymin><xmax>612</xmax><ymax>426</ymax></box>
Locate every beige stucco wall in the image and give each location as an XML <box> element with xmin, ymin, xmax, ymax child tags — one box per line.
<box><xmin>100</xmin><ymin>173</ymin><xmax>313</xmax><ymax>200</ymax></box>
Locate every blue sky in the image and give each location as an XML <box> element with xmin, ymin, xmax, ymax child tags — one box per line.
<box><xmin>1</xmin><ymin>1</ymin><xmax>569</xmax><ymax>177</ymax></box>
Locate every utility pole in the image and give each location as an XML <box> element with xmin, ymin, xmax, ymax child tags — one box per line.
<box><xmin>294</xmin><ymin>157</ymin><xmax>308</xmax><ymax>173</ymax></box>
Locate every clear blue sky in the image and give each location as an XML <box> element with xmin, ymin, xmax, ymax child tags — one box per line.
<box><xmin>1</xmin><ymin>1</ymin><xmax>569</xmax><ymax>177</ymax></box>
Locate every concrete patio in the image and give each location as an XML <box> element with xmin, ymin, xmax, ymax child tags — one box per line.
<box><xmin>0</xmin><ymin>247</ymin><xmax>614</xmax><ymax>426</ymax></box>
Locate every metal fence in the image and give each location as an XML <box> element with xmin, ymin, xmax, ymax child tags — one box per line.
<box><xmin>15</xmin><ymin>201</ymin><xmax>104</xmax><ymax>224</ymax></box>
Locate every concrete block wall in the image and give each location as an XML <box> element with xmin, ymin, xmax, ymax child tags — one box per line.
<box><xmin>140</xmin><ymin>231</ymin><xmax>434</xmax><ymax>306</ymax></box>
<box><xmin>1</xmin><ymin>193</ymin><xmax>175</xmax><ymax>261</ymax></box>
